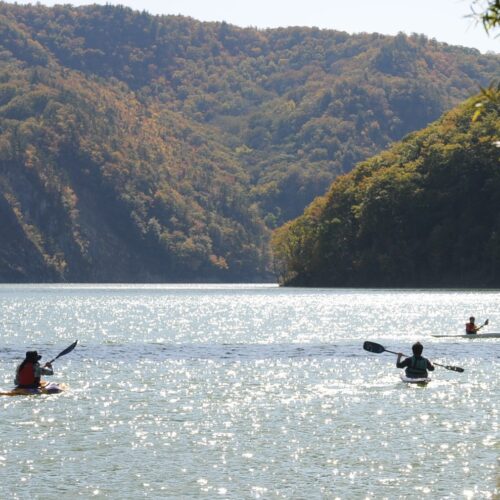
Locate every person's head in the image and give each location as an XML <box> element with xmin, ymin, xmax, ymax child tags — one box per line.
<box><xmin>412</xmin><ymin>342</ymin><xmax>423</xmax><ymax>357</ymax></box>
<box><xmin>469</xmin><ymin>316</ymin><xmax>475</xmax><ymax>323</ymax></box>
<box><xmin>25</xmin><ymin>351</ymin><xmax>41</xmax><ymax>363</ymax></box>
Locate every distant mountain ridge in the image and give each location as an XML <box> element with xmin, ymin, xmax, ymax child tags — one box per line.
<box><xmin>0</xmin><ymin>2</ymin><xmax>498</xmax><ymax>282</ymax></box>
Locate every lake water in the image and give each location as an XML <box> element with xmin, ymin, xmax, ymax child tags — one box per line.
<box><xmin>0</xmin><ymin>284</ymin><xmax>498</xmax><ymax>498</ymax></box>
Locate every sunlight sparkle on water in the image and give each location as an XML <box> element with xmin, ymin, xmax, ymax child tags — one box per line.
<box><xmin>0</xmin><ymin>285</ymin><xmax>498</xmax><ymax>497</ymax></box>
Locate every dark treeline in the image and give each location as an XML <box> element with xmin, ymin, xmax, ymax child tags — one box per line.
<box><xmin>272</xmin><ymin>97</ymin><xmax>500</xmax><ymax>287</ymax></box>
<box><xmin>0</xmin><ymin>2</ymin><xmax>498</xmax><ymax>281</ymax></box>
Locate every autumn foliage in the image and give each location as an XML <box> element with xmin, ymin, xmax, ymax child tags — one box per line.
<box><xmin>0</xmin><ymin>2</ymin><xmax>498</xmax><ymax>282</ymax></box>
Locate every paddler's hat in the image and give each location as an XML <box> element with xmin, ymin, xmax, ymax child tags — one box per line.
<box><xmin>469</xmin><ymin>316</ymin><xmax>475</xmax><ymax>321</ymax></box>
<box><xmin>26</xmin><ymin>351</ymin><xmax>42</xmax><ymax>362</ymax></box>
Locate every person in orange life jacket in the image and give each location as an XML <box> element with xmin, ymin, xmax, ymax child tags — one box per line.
<box><xmin>14</xmin><ymin>351</ymin><xmax>54</xmax><ymax>388</ymax></box>
<box><xmin>465</xmin><ymin>317</ymin><xmax>479</xmax><ymax>334</ymax></box>
<box><xmin>396</xmin><ymin>342</ymin><xmax>434</xmax><ymax>379</ymax></box>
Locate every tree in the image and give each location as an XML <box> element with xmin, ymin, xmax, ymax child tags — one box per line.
<box><xmin>471</xmin><ymin>0</ymin><xmax>500</xmax><ymax>33</ymax></box>
<box><xmin>470</xmin><ymin>1</ymin><xmax>500</xmax><ymax>120</ymax></box>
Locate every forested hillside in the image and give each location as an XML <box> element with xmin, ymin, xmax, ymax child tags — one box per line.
<box><xmin>272</xmin><ymin>97</ymin><xmax>500</xmax><ymax>287</ymax></box>
<box><xmin>0</xmin><ymin>2</ymin><xmax>498</xmax><ymax>282</ymax></box>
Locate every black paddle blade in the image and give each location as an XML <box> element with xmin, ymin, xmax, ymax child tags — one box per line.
<box><xmin>50</xmin><ymin>340</ymin><xmax>78</xmax><ymax>363</ymax></box>
<box><xmin>442</xmin><ymin>364</ymin><xmax>464</xmax><ymax>373</ymax></box>
<box><xmin>363</xmin><ymin>341</ymin><xmax>385</xmax><ymax>354</ymax></box>
<box><xmin>56</xmin><ymin>340</ymin><xmax>78</xmax><ymax>359</ymax></box>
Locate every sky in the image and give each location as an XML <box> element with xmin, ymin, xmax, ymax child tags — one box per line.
<box><xmin>4</xmin><ymin>0</ymin><xmax>499</xmax><ymax>53</ymax></box>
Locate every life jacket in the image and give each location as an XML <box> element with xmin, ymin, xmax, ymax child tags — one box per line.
<box><xmin>405</xmin><ymin>356</ymin><xmax>428</xmax><ymax>378</ymax></box>
<box><xmin>465</xmin><ymin>322</ymin><xmax>476</xmax><ymax>334</ymax></box>
<box><xmin>17</xmin><ymin>361</ymin><xmax>40</xmax><ymax>387</ymax></box>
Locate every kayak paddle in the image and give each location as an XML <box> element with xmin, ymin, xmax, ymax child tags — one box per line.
<box><xmin>477</xmin><ymin>318</ymin><xmax>489</xmax><ymax>331</ymax></box>
<box><xmin>363</xmin><ymin>341</ymin><xmax>464</xmax><ymax>373</ymax></box>
<box><xmin>47</xmin><ymin>340</ymin><xmax>78</xmax><ymax>365</ymax></box>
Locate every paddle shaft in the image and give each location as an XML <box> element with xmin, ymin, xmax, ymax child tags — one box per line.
<box><xmin>384</xmin><ymin>348</ymin><xmax>463</xmax><ymax>373</ymax></box>
<box><xmin>477</xmin><ymin>320</ymin><xmax>488</xmax><ymax>331</ymax></box>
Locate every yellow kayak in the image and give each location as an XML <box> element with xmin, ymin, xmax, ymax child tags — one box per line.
<box><xmin>0</xmin><ymin>381</ymin><xmax>66</xmax><ymax>396</ymax></box>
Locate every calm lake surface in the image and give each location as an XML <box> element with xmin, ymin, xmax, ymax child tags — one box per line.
<box><xmin>0</xmin><ymin>284</ymin><xmax>498</xmax><ymax>498</ymax></box>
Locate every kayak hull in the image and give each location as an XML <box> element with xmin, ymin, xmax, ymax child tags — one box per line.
<box><xmin>400</xmin><ymin>374</ymin><xmax>431</xmax><ymax>385</ymax></box>
<box><xmin>0</xmin><ymin>381</ymin><xmax>66</xmax><ymax>397</ymax></box>
<box><xmin>432</xmin><ymin>333</ymin><xmax>500</xmax><ymax>338</ymax></box>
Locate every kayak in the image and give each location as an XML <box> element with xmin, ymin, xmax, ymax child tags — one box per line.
<box><xmin>431</xmin><ymin>333</ymin><xmax>500</xmax><ymax>339</ymax></box>
<box><xmin>400</xmin><ymin>374</ymin><xmax>431</xmax><ymax>386</ymax></box>
<box><xmin>0</xmin><ymin>381</ymin><xmax>66</xmax><ymax>397</ymax></box>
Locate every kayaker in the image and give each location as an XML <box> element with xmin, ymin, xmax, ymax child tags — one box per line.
<box><xmin>465</xmin><ymin>317</ymin><xmax>479</xmax><ymax>335</ymax></box>
<box><xmin>396</xmin><ymin>342</ymin><xmax>434</xmax><ymax>379</ymax></box>
<box><xmin>14</xmin><ymin>351</ymin><xmax>54</xmax><ymax>389</ymax></box>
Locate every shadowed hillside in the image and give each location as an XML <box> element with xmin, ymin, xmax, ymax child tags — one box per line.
<box><xmin>0</xmin><ymin>2</ymin><xmax>498</xmax><ymax>281</ymax></box>
<box><xmin>272</xmin><ymin>96</ymin><xmax>500</xmax><ymax>287</ymax></box>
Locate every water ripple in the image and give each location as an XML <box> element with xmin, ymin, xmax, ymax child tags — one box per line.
<box><xmin>0</xmin><ymin>285</ymin><xmax>498</xmax><ymax>498</ymax></box>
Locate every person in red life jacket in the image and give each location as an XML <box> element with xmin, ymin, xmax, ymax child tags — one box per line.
<box><xmin>396</xmin><ymin>342</ymin><xmax>434</xmax><ymax>379</ymax></box>
<box><xmin>14</xmin><ymin>351</ymin><xmax>54</xmax><ymax>388</ymax></box>
<box><xmin>465</xmin><ymin>317</ymin><xmax>479</xmax><ymax>335</ymax></box>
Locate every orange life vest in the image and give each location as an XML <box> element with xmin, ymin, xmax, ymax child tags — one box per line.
<box><xmin>17</xmin><ymin>361</ymin><xmax>39</xmax><ymax>387</ymax></box>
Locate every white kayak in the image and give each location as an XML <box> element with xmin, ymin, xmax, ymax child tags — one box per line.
<box><xmin>432</xmin><ymin>333</ymin><xmax>500</xmax><ymax>338</ymax></box>
<box><xmin>400</xmin><ymin>374</ymin><xmax>431</xmax><ymax>385</ymax></box>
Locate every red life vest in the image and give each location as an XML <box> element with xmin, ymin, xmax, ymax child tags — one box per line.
<box><xmin>465</xmin><ymin>322</ymin><xmax>476</xmax><ymax>334</ymax></box>
<box><xmin>17</xmin><ymin>361</ymin><xmax>39</xmax><ymax>387</ymax></box>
